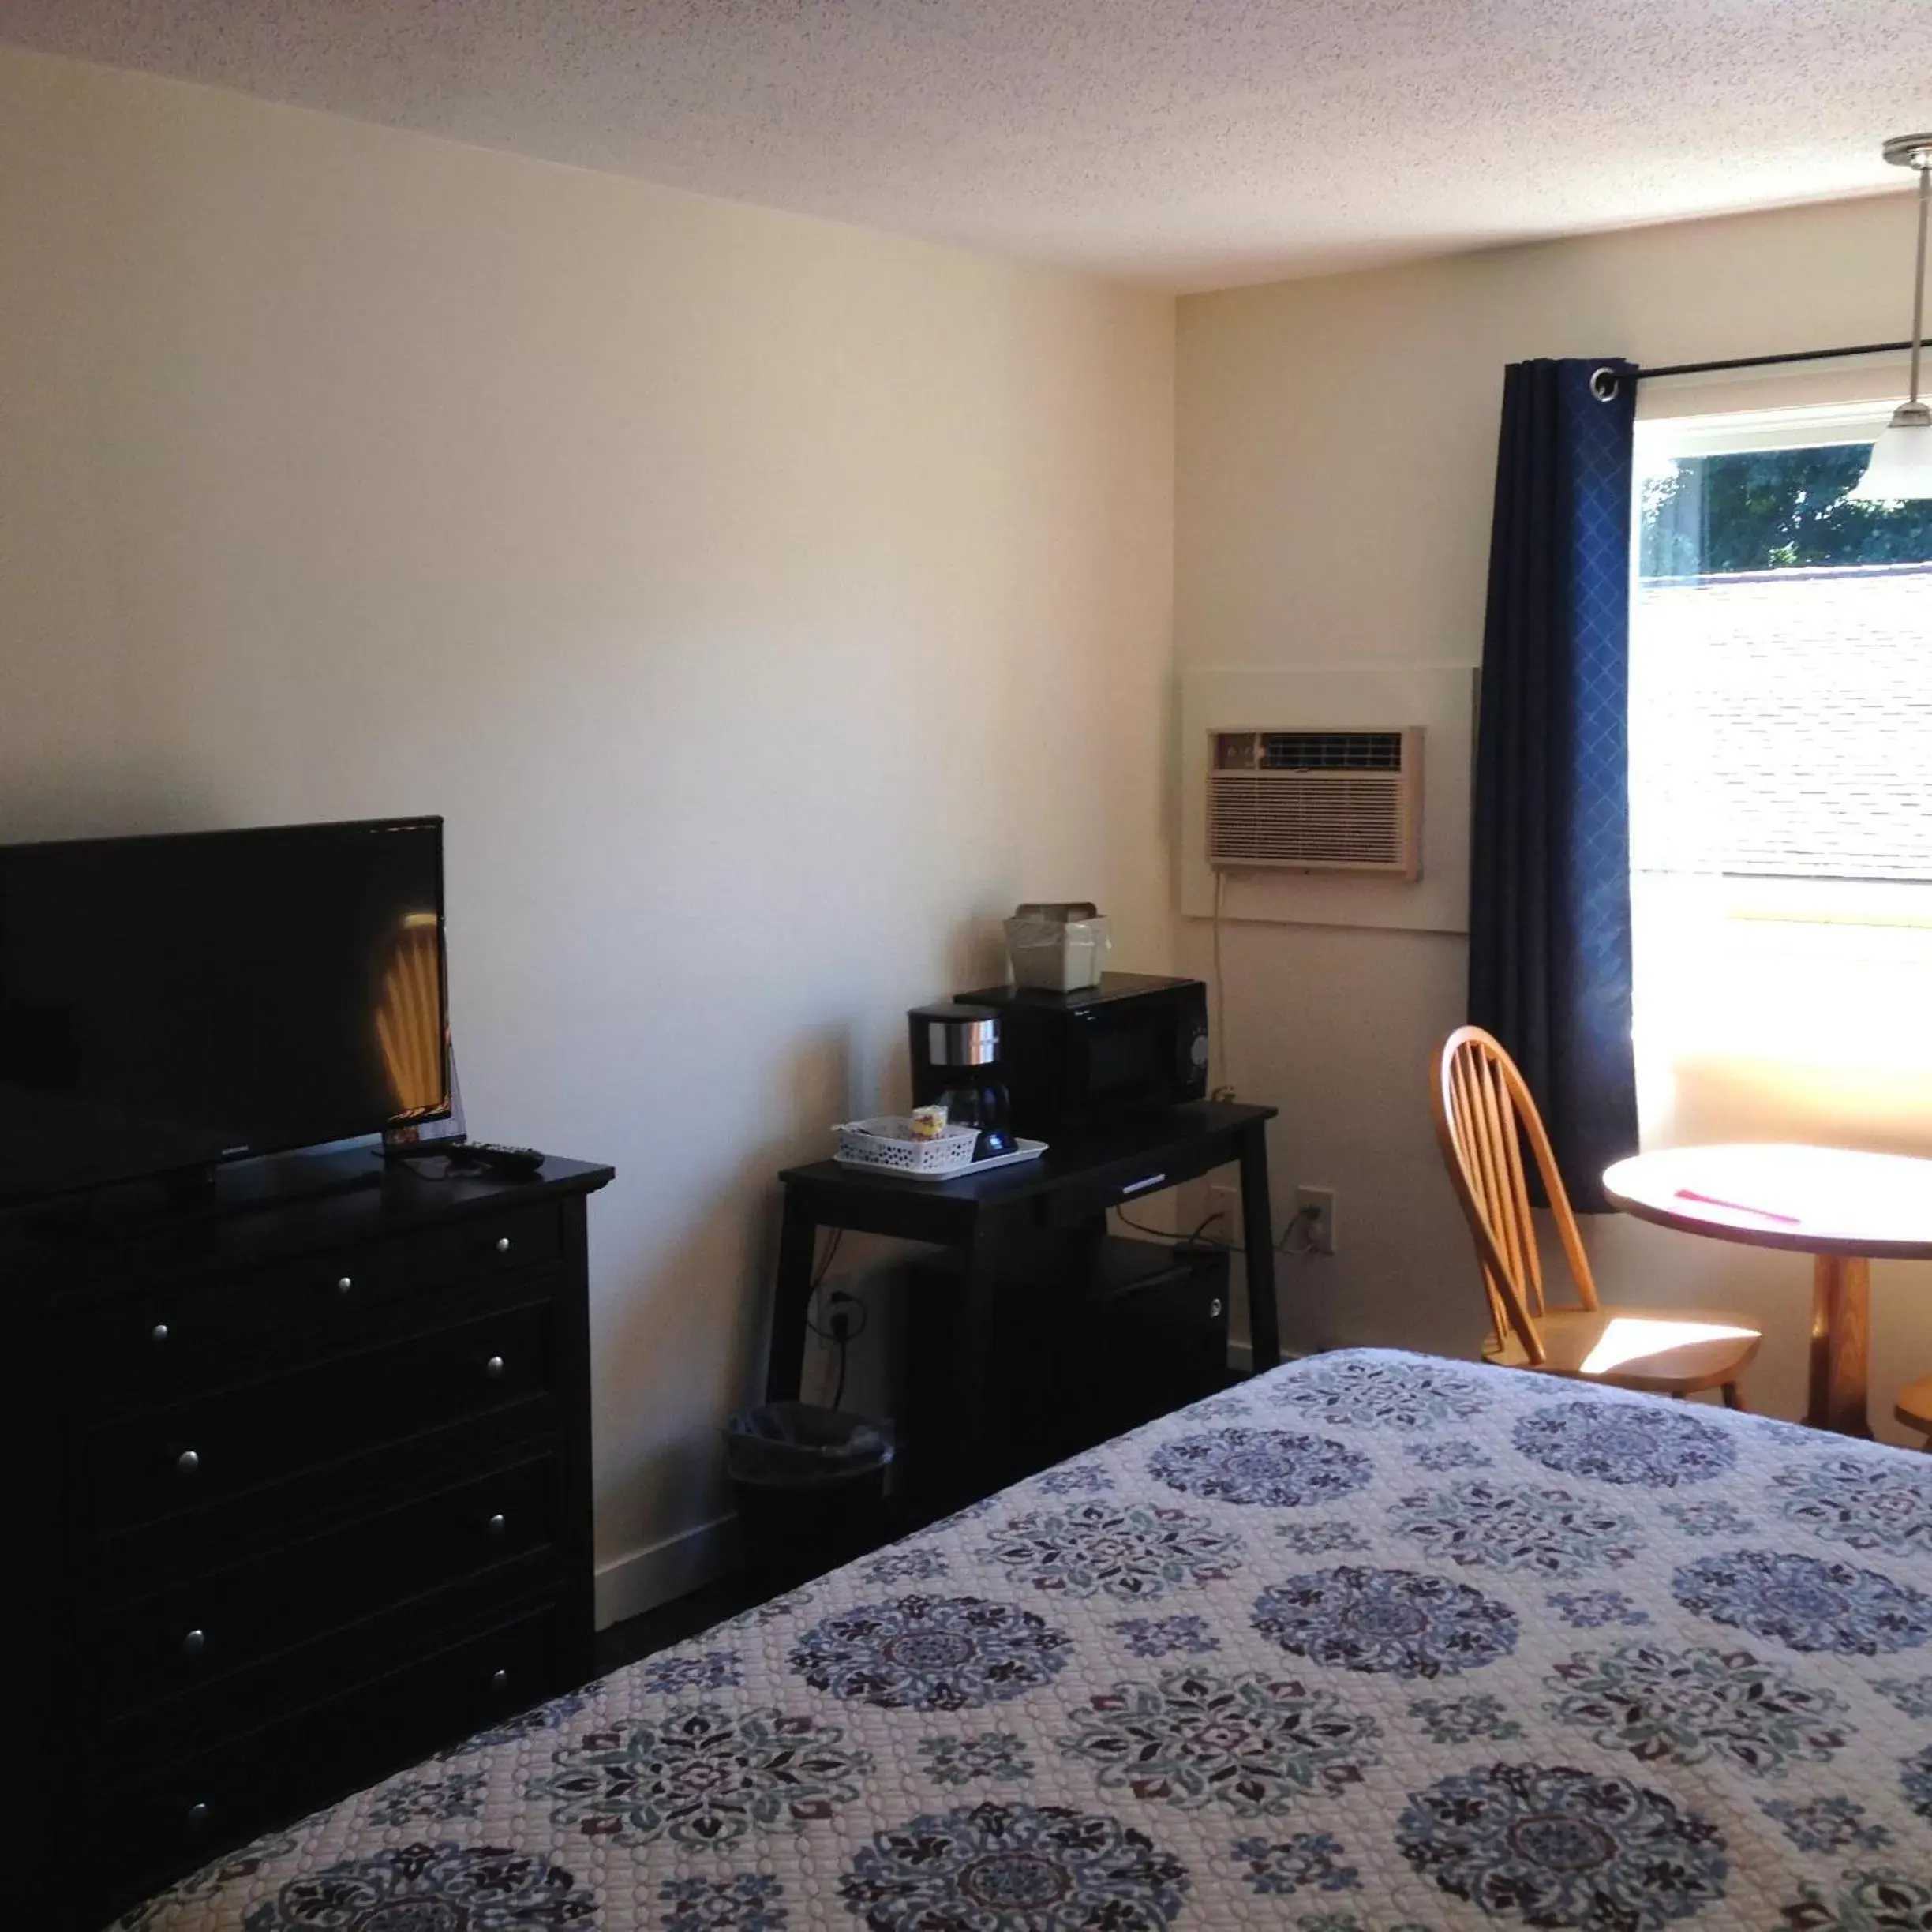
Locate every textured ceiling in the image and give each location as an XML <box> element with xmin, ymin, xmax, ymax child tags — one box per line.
<box><xmin>3</xmin><ymin>1</ymin><xmax>1926</xmax><ymax>289</ymax></box>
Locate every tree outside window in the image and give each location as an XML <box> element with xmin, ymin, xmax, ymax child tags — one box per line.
<box><xmin>1642</xmin><ymin>444</ymin><xmax>1932</xmax><ymax>578</ymax></box>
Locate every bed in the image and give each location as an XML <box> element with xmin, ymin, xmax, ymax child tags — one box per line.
<box><xmin>120</xmin><ymin>1349</ymin><xmax>1932</xmax><ymax>1931</ymax></box>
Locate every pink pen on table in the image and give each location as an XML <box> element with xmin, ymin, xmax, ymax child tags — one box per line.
<box><xmin>1674</xmin><ymin>1188</ymin><xmax>1803</xmax><ymax>1226</ymax></box>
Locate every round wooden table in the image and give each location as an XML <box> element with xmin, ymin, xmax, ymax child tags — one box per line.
<box><xmin>1602</xmin><ymin>1144</ymin><xmax>1932</xmax><ymax>1438</ymax></box>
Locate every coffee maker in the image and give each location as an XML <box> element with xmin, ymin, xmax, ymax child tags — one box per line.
<box><xmin>908</xmin><ymin>1003</ymin><xmax>1016</xmax><ymax>1160</ymax></box>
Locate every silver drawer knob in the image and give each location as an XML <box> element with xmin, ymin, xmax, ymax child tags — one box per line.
<box><xmin>186</xmin><ymin>1801</ymin><xmax>209</xmax><ymax>1828</ymax></box>
<box><xmin>1208</xmin><ymin>1298</ymin><xmax>1222</xmax><ymax>1318</ymax></box>
<box><xmin>336</xmin><ymin>1275</ymin><xmax>354</xmax><ymax>1294</ymax></box>
<box><xmin>150</xmin><ymin>1322</ymin><xmax>170</xmax><ymax>1346</ymax></box>
<box><xmin>489</xmin><ymin>1667</ymin><xmax>509</xmax><ymax>1689</ymax></box>
<box><xmin>484</xmin><ymin>1355</ymin><xmax>506</xmax><ymax>1379</ymax></box>
<box><xmin>182</xmin><ymin>1628</ymin><xmax>208</xmax><ymax>1657</ymax></box>
<box><xmin>495</xmin><ymin>1236</ymin><xmax>511</xmax><ymax>1255</ymax></box>
<box><xmin>487</xmin><ymin>1512</ymin><xmax>507</xmax><ymax>1536</ymax></box>
<box><xmin>176</xmin><ymin>1449</ymin><xmax>200</xmax><ymax>1477</ymax></box>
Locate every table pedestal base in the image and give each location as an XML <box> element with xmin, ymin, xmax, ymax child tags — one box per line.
<box><xmin>1807</xmin><ymin>1253</ymin><xmax>1873</xmax><ymax>1438</ymax></box>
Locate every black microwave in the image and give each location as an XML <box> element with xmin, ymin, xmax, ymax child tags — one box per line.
<box><xmin>953</xmin><ymin>974</ymin><xmax>1210</xmax><ymax>1140</ymax></box>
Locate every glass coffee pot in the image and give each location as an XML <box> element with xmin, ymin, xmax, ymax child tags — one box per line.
<box><xmin>906</xmin><ymin>1002</ymin><xmax>1015</xmax><ymax>1160</ymax></box>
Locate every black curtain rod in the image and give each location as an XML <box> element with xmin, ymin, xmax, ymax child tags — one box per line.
<box><xmin>1636</xmin><ymin>336</ymin><xmax>1930</xmax><ymax>381</ymax></box>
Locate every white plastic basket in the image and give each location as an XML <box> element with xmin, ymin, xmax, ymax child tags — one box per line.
<box><xmin>833</xmin><ymin>1117</ymin><xmax>983</xmax><ymax>1178</ymax></box>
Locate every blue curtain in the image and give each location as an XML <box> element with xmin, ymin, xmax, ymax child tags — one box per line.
<box><xmin>1469</xmin><ymin>357</ymin><xmax>1638</xmax><ymax>1212</ymax></box>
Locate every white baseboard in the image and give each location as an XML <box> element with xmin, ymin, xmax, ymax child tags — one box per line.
<box><xmin>594</xmin><ymin>1513</ymin><xmax>739</xmax><ymax>1630</ymax></box>
<box><xmin>596</xmin><ymin>1348</ymin><xmax>1302</xmax><ymax>1627</ymax></box>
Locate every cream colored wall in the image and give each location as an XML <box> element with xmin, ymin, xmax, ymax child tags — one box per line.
<box><xmin>1177</xmin><ymin>194</ymin><xmax>1932</xmax><ymax>1440</ymax></box>
<box><xmin>0</xmin><ymin>47</ymin><xmax>1175</xmax><ymax>1610</ymax></box>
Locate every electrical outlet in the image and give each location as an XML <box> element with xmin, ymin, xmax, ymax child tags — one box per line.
<box><xmin>1294</xmin><ymin>1185</ymin><xmax>1336</xmax><ymax>1254</ymax></box>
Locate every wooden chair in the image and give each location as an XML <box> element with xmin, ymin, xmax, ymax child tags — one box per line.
<box><xmin>1896</xmin><ymin>1375</ymin><xmax>1932</xmax><ymax>1445</ymax></box>
<box><xmin>1432</xmin><ymin>1025</ymin><xmax>1761</xmax><ymax>1406</ymax></box>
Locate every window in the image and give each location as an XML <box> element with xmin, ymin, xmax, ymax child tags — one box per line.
<box><xmin>1629</xmin><ymin>391</ymin><xmax>1932</xmax><ymax>1151</ymax></box>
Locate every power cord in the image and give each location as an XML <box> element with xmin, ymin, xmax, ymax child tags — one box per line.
<box><xmin>828</xmin><ymin>1291</ymin><xmax>871</xmax><ymax>1409</ymax></box>
<box><xmin>1114</xmin><ymin>1198</ymin><xmax>1324</xmax><ymax>1257</ymax></box>
<box><xmin>801</xmin><ymin>1228</ymin><xmax>870</xmax><ymax>1410</ymax></box>
<box><xmin>808</xmin><ymin>1226</ymin><xmax>844</xmax><ymax>1294</ymax></box>
<box><xmin>1276</xmin><ymin>1204</ymin><xmax>1323</xmax><ymax>1256</ymax></box>
<box><xmin>1116</xmin><ymin>1207</ymin><xmax>1229</xmax><ymax>1249</ymax></box>
<box><xmin>1209</xmin><ymin>870</ymin><xmax>1236</xmax><ymax>1103</ymax></box>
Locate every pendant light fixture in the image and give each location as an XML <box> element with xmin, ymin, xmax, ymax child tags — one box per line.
<box><xmin>1849</xmin><ymin>133</ymin><xmax>1932</xmax><ymax>501</ymax></box>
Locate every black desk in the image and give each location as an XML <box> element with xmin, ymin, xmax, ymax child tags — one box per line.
<box><xmin>766</xmin><ymin>1103</ymin><xmax>1279</xmax><ymax>1444</ymax></box>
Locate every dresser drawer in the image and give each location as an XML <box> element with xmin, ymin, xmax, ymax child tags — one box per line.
<box><xmin>110</xmin><ymin>1597</ymin><xmax>567</xmax><ymax>1911</ymax></box>
<box><xmin>414</xmin><ymin>1202</ymin><xmax>562</xmax><ymax>1285</ymax></box>
<box><xmin>108</xmin><ymin>1549</ymin><xmax>569</xmax><ymax>1772</ymax></box>
<box><xmin>106</xmin><ymin>1453</ymin><xmax>564</xmax><ymax>1713</ymax></box>
<box><xmin>108</xmin><ymin>1241</ymin><xmax>413</xmax><ymax>1407</ymax></box>
<box><xmin>98</xmin><ymin>1397</ymin><xmax>565</xmax><ymax>1606</ymax></box>
<box><xmin>99</xmin><ymin>1297</ymin><xmax>556</xmax><ymax>1526</ymax></box>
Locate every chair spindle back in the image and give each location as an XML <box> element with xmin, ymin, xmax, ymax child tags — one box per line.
<box><xmin>1431</xmin><ymin>1025</ymin><xmax>1601</xmax><ymax>1367</ymax></box>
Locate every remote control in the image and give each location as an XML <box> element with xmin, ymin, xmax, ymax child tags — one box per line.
<box><xmin>451</xmin><ymin>1142</ymin><xmax>547</xmax><ymax>1177</ymax></box>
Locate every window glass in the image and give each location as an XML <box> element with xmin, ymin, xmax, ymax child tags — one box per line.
<box><xmin>1629</xmin><ymin>412</ymin><xmax>1932</xmax><ymax>1152</ymax></box>
<box><xmin>1641</xmin><ymin>444</ymin><xmax>1932</xmax><ymax>577</ymax></box>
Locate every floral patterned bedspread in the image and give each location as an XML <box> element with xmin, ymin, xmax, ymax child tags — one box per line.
<box><xmin>122</xmin><ymin>1350</ymin><xmax>1932</xmax><ymax>1932</ymax></box>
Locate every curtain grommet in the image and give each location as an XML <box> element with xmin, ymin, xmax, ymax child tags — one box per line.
<box><xmin>1590</xmin><ymin>366</ymin><xmax>1621</xmax><ymax>402</ymax></box>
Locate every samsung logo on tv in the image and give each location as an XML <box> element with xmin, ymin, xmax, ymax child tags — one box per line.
<box><xmin>221</xmin><ymin>1144</ymin><xmax>251</xmax><ymax>1158</ymax></box>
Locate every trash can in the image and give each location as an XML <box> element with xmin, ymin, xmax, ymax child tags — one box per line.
<box><xmin>724</xmin><ymin>1402</ymin><xmax>895</xmax><ymax>1593</ymax></box>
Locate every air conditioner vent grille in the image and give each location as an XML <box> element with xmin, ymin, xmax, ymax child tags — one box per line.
<box><xmin>1260</xmin><ymin>731</ymin><xmax>1403</xmax><ymax>770</ymax></box>
<box><xmin>1208</xmin><ymin>728</ymin><xmax>1423</xmax><ymax>878</ymax></box>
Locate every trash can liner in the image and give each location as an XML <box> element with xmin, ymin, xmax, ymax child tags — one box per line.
<box><xmin>723</xmin><ymin>1401</ymin><xmax>895</xmax><ymax>1488</ymax></box>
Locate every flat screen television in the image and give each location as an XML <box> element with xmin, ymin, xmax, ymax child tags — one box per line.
<box><xmin>0</xmin><ymin>817</ymin><xmax>450</xmax><ymax>1202</ymax></box>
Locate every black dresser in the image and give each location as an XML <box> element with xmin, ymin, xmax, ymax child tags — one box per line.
<box><xmin>14</xmin><ymin>1151</ymin><xmax>612</xmax><ymax>1927</ymax></box>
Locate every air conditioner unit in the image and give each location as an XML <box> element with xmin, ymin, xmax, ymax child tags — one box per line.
<box><xmin>1208</xmin><ymin>728</ymin><xmax>1424</xmax><ymax>879</ymax></box>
